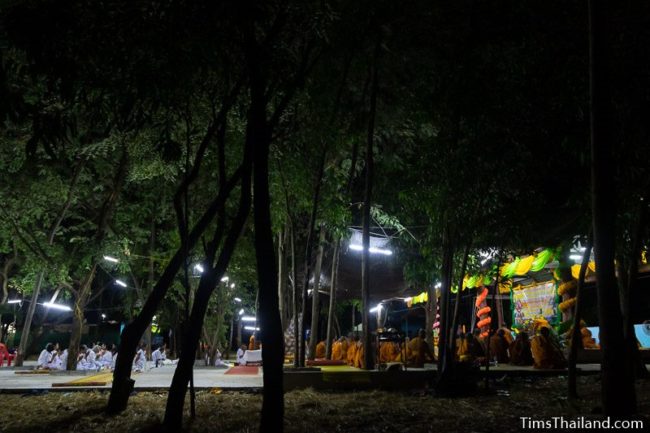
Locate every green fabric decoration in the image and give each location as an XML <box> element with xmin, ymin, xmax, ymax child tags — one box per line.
<box><xmin>531</xmin><ymin>248</ymin><xmax>554</xmax><ymax>272</ymax></box>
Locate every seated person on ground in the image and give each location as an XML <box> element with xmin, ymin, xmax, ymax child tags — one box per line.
<box><xmin>489</xmin><ymin>329</ymin><xmax>510</xmax><ymax>364</ymax></box>
<box><xmin>214</xmin><ymin>347</ymin><xmax>231</xmax><ymax>368</ymax></box>
<box><xmin>531</xmin><ymin>326</ymin><xmax>567</xmax><ymax>369</ymax></box>
<box><xmin>408</xmin><ymin>329</ymin><xmax>434</xmax><ymax>367</ymax></box>
<box><xmin>315</xmin><ymin>340</ymin><xmax>326</xmax><ymax>359</ymax></box>
<box><xmin>132</xmin><ymin>342</ymin><xmax>147</xmax><ymax>372</ymax></box>
<box><xmin>152</xmin><ymin>344</ymin><xmax>167</xmax><ymax>367</ymax></box>
<box><xmin>236</xmin><ymin>344</ymin><xmax>247</xmax><ymax>365</ymax></box>
<box><xmin>509</xmin><ymin>331</ymin><xmax>534</xmax><ymax>366</ymax></box>
<box><xmin>346</xmin><ymin>335</ymin><xmax>359</xmax><ymax>367</ymax></box>
<box><xmin>379</xmin><ymin>341</ymin><xmax>399</xmax><ymax>363</ymax></box>
<box><xmin>37</xmin><ymin>343</ymin><xmax>56</xmax><ymax>369</ymax></box>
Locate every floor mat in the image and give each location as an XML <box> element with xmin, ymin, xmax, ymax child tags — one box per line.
<box><xmin>224</xmin><ymin>366</ymin><xmax>259</xmax><ymax>375</ymax></box>
<box><xmin>51</xmin><ymin>372</ymin><xmax>113</xmax><ymax>387</ymax></box>
<box><xmin>319</xmin><ymin>365</ymin><xmax>360</xmax><ymax>373</ymax></box>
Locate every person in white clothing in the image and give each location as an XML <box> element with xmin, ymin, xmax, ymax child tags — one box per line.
<box><xmin>214</xmin><ymin>348</ymin><xmax>230</xmax><ymax>368</ymax></box>
<box><xmin>100</xmin><ymin>345</ymin><xmax>114</xmax><ymax>368</ymax></box>
<box><xmin>236</xmin><ymin>344</ymin><xmax>246</xmax><ymax>366</ymax></box>
<box><xmin>56</xmin><ymin>348</ymin><xmax>68</xmax><ymax>370</ymax></box>
<box><xmin>151</xmin><ymin>344</ymin><xmax>167</xmax><ymax>367</ymax></box>
<box><xmin>133</xmin><ymin>342</ymin><xmax>146</xmax><ymax>372</ymax></box>
<box><xmin>76</xmin><ymin>345</ymin><xmax>94</xmax><ymax>370</ymax></box>
<box><xmin>37</xmin><ymin>343</ymin><xmax>55</xmax><ymax>369</ymax></box>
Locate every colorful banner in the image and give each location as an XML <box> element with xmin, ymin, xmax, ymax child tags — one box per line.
<box><xmin>511</xmin><ymin>281</ymin><xmax>558</xmax><ymax>327</ymax></box>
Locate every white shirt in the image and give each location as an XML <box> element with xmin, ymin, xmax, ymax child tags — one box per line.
<box><xmin>37</xmin><ymin>349</ymin><xmax>52</xmax><ymax>368</ymax></box>
<box><xmin>152</xmin><ymin>348</ymin><xmax>166</xmax><ymax>366</ymax></box>
<box><xmin>236</xmin><ymin>348</ymin><xmax>245</xmax><ymax>365</ymax></box>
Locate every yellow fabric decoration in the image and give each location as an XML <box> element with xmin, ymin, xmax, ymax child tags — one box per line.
<box><xmin>559</xmin><ymin>297</ymin><xmax>577</xmax><ymax>312</ymax></box>
<box><xmin>498</xmin><ymin>280</ymin><xmax>512</xmax><ymax>294</ymax></box>
<box><xmin>588</xmin><ymin>261</ymin><xmax>596</xmax><ymax>272</ymax></box>
<box><xmin>515</xmin><ymin>255</ymin><xmax>535</xmax><ymax>275</ymax></box>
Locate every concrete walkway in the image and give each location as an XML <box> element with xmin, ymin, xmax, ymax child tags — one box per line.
<box><xmin>0</xmin><ymin>361</ymin><xmax>602</xmax><ymax>392</ymax></box>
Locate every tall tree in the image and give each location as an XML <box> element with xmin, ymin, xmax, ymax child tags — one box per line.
<box><xmin>588</xmin><ymin>0</ymin><xmax>636</xmax><ymax>416</ymax></box>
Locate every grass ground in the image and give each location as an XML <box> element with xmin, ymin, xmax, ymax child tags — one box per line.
<box><xmin>0</xmin><ymin>376</ymin><xmax>648</xmax><ymax>432</ymax></box>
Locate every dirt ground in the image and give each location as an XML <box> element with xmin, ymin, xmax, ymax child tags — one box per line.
<box><xmin>0</xmin><ymin>376</ymin><xmax>648</xmax><ymax>433</ymax></box>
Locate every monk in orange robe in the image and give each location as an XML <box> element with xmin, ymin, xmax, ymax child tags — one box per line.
<box><xmin>354</xmin><ymin>341</ymin><xmax>365</xmax><ymax>369</ymax></box>
<box><xmin>315</xmin><ymin>340</ymin><xmax>326</xmax><ymax>359</ymax></box>
<box><xmin>489</xmin><ymin>329</ymin><xmax>510</xmax><ymax>364</ymax></box>
<box><xmin>509</xmin><ymin>332</ymin><xmax>533</xmax><ymax>366</ymax></box>
<box><xmin>408</xmin><ymin>329</ymin><xmax>434</xmax><ymax>367</ymax></box>
<box><xmin>531</xmin><ymin>327</ymin><xmax>566</xmax><ymax>369</ymax></box>
<box><xmin>379</xmin><ymin>341</ymin><xmax>399</xmax><ymax>363</ymax></box>
<box><xmin>347</xmin><ymin>337</ymin><xmax>358</xmax><ymax>366</ymax></box>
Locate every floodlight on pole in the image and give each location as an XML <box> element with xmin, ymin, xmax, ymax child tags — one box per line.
<box><xmin>221</xmin><ymin>276</ymin><xmax>229</xmax><ymax>282</ymax></box>
<box><xmin>233</xmin><ymin>297</ymin><xmax>242</xmax><ymax>303</ymax></box>
<box><xmin>238</xmin><ymin>309</ymin><xmax>245</xmax><ymax>315</ymax></box>
<box><xmin>244</xmin><ymin>326</ymin><xmax>260</xmax><ymax>331</ymax></box>
<box><xmin>194</xmin><ymin>264</ymin><xmax>205</xmax><ymax>273</ymax></box>
<box><xmin>7</xmin><ymin>299</ymin><xmax>22</xmax><ymax>304</ymax></box>
<box><xmin>369</xmin><ymin>304</ymin><xmax>383</xmax><ymax>314</ymax></box>
<box><xmin>103</xmin><ymin>255</ymin><xmax>119</xmax><ymax>263</ymax></box>
<box><xmin>43</xmin><ymin>302</ymin><xmax>72</xmax><ymax>311</ymax></box>
<box><xmin>115</xmin><ymin>279</ymin><xmax>127</xmax><ymax>287</ymax></box>
<box><xmin>350</xmin><ymin>244</ymin><xmax>392</xmax><ymax>255</ymax></box>
<box><xmin>569</xmin><ymin>254</ymin><xmax>583</xmax><ymax>261</ymax></box>
<box><xmin>241</xmin><ymin>316</ymin><xmax>257</xmax><ymax>322</ymax></box>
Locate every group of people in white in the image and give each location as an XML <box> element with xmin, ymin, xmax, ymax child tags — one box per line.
<box><xmin>36</xmin><ymin>341</ymin><xmax>177</xmax><ymax>372</ymax></box>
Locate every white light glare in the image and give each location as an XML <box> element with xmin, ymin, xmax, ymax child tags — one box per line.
<box><xmin>369</xmin><ymin>304</ymin><xmax>383</xmax><ymax>313</ymax></box>
<box><xmin>221</xmin><ymin>276</ymin><xmax>229</xmax><ymax>282</ymax></box>
<box><xmin>115</xmin><ymin>279</ymin><xmax>127</xmax><ymax>287</ymax></box>
<box><xmin>194</xmin><ymin>264</ymin><xmax>205</xmax><ymax>273</ymax></box>
<box><xmin>230</xmin><ymin>283</ymin><xmax>235</xmax><ymax>288</ymax></box>
<box><xmin>43</xmin><ymin>302</ymin><xmax>72</xmax><ymax>311</ymax></box>
<box><xmin>403</xmin><ymin>297</ymin><xmax>412</xmax><ymax>303</ymax></box>
<box><xmin>435</xmin><ymin>282</ymin><xmax>442</xmax><ymax>289</ymax></box>
<box><xmin>101</xmin><ymin>313</ymin><xmax>107</xmax><ymax>319</ymax></box>
<box><xmin>244</xmin><ymin>326</ymin><xmax>260</xmax><ymax>331</ymax></box>
<box><xmin>238</xmin><ymin>308</ymin><xmax>245</xmax><ymax>315</ymax></box>
<box><xmin>241</xmin><ymin>316</ymin><xmax>257</xmax><ymax>322</ymax></box>
<box><xmin>233</xmin><ymin>297</ymin><xmax>242</xmax><ymax>303</ymax></box>
<box><xmin>349</xmin><ymin>244</ymin><xmax>392</xmax><ymax>255</ymax></box>
<box><xmin>569</xmin><ymin>254</ymin><xmax>583</xmax><ymax>261</ymax></box>
<box><xmin>103</xmin><ymin>255</ymin><xmax>119</xmax><ymax>263</ymax></box>
<box><xmin>7</xmin><ymin>299</ymin><xmax>22</xmax><ymax>304</ymax></box>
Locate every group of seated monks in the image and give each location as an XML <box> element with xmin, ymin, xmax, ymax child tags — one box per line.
<box><xmin>456</xmin><ymin>326</ymin><xmax>567</xmax><ymax>369</ymax></box>
<box><xmin>312</xmin><ymin>329</ymin><xmax>435</xmax><ymax>368</ymax></box>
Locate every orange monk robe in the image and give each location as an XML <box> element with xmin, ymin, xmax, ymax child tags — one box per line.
<box><xmin>354</xmin><ymin>342</ymin><xmax>365</xmax><ymax>369</ymax></box>
<box><xmin>315</xmin><ymin>341</ymin><xmax>326</xmax><ymax>359</ymax></box>
<box><xmin>346</xmin><ymin>343</ymin><xmax>358</xmax><ymax>366</ymax></box>
<box><xmin>379</xmin><ymin>342</ymin><xmax>399</xmax><ymax>363</ymax></box>
<box><xmin>331</xmin><ymin>341</ymin><xmax>343</xmax><ymax>360</ymax></box>
<box><xmin>531</xmin><ymin>335</ymin><xmax>566</xmax><ymax>369</ymax></box>
<box><xmin>456</xmin><ymin>339</ymin><xmax>471</xmax><ymax>362</ymax></box>
<box><xmin>339</xmin><ymin>339</ymin><xmax>349</xmax><ymax>358</ymax></box>
<box><xmin>248</xmin><ymin>335</ymin><xmax>256</xmax><ymax>351</ymax></box>
<box><xmin>509</xmin><ymin>339</ymin><xmax>533</xmax><ymax>366</ymax></box>
<box><xmin>489</xmin><ymin>335</ymin><xmax>510</xmax><ymax>363</ymax></box>
<box><xmin>408</xmin><ymin>337</ymin><xmax>434</xmax><ymax>366</ymax></box>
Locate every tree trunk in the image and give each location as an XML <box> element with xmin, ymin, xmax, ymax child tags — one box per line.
<box><xmin>437</xmin><ymin>226</ymin><xmax>455</xmax><ymax>385</ymax></box>
<box><xmin>247</xmin><ymin>80</ymin><xmax>284</xmax><ymax>433</ymax></box>
<box><xmin>308</xmin><ymin>225</ymin><xmax>326</xmax><ymax>360</ymax></box>
<box><xmin>361</xmin><ymin>38</ymin><xmax>380</xmax><ymax>372</ymax></box>
<box><xmin>290</xmin><ymin>221</ymin><xmax>300</xmax><ymax>367</ymax></box>
<box><xmin>450</xmin><ymin>242</ymin><xmax>471</xmax><ymax>357</ymax></box>
<box><xmin>107</xmin><ymin>166</ymin><xmax>244</xmax><ymax>414</ymax></box>
<box><xmin>163</xmin><ymin>140</ymin><xmax>253</xmax><ymax>432</ymax></box>
<box><xmin>569</xmin><ymin>237</ymin><xmax>593</xmax><ymax>399</ymax></box>
<box><xmin>589</xmin><ymin>0</ymin><xmax>637</xmax><ymax>416</ymax></box>
<box><xmin>278</xmin><ymin>228</ymin><xmax>287</xmax><ymax>332</ymax></box>
<box><xmin>425</xmin><ymin>285</ymin><xmax>435</xmax><ymax>348</ymax></box>
<box><xmin>326</xmin><ymin>240</ymin><xmax>340</xmax><ymax>358</ymax></box>
<box><xmin>299</xmin><ymin>150</ymin><xmax>326</xmax><ymax>367</ymax></box>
